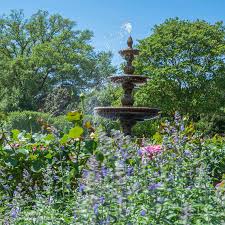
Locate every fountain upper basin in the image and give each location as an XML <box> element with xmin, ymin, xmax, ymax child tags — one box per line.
<box><xmin>94</xmin><ymin>107</ymin><xmax>160</xmax><ymax>121</ymax></box>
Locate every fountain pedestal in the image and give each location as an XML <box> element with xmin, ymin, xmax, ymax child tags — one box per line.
<box><xmin>95</xmin><ymin>36</ymin><xmax>159</xmax><ymax>135</ymax></box>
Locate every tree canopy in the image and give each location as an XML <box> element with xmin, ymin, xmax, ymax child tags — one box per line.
<box><xmin>135</xmin><ymin>18</ymin><xmax>225</xmax><ymax>116</ymax></box>
<box><xmin>0</xmin><ymin>10</ymin><xmax>115</xmax><ymax>112</ymax></box>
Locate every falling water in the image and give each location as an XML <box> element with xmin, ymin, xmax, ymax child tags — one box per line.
<box><xmin>102</xmin><ymin>22</ymin><xmax>133</xmax><ymax>68</ymax></box>
<box><xmin>121</xmin><ymin>22</ymin><xmax>132</xmax><ymax>34</ymax></box>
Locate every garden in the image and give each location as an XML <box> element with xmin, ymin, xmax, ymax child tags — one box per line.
<box><xmin>0</xmin><ymin>7</ymin><xmax>225</xmax><ymax>225</ymax></box>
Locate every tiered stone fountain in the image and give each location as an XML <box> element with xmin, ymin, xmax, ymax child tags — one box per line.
<box><xmin>94</xmin><ymin>36</ymin><xmax>159</xmax><ymax>135</ymax></box>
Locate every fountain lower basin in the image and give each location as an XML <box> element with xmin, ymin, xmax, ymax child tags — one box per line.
<box><xmin>94</xmin><ymin>107</ymin><xmax>159</xmax><ymax>121</ymax></box>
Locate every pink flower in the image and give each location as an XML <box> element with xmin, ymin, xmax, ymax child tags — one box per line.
<box><xmin>40</xmin><ymin>146</ymin><xmax>46</xmax><ymax>151</ymax></box>
<box><xmin>216</xmin><ymin>180</ymin><xmax>225</xmax><ymax>191</ymax></box>
<box><xmin>141</xmin><ymin>145</ymin><xmax>163</xmax><ymax>160</ymax></box>
<box><xmin>12</xmin><ymin>143</ymin><xmax>20</xmax><ymax>148</ymax></box>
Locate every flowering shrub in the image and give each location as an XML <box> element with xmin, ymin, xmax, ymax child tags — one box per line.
<box><xmin>0</xmin><ymin>113</ymin><xmax>225</xmax><ymax>224</ymax></box>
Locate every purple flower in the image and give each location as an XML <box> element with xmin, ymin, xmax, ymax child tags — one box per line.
<box><xmin>73</xmin><ymin>211</ymin><xmax>77</xmax><ymax>220</ymax></box>
<box><xmin>174</xmin><ymin>135</ymin><xmax>179</xmax><ymax>143</ymax></box>
<box><xmin>182</xmin><ymin>136</ymin><xmax>187</xmax><ymax>141</ymax></box>
<box><xmin>171</xmin><ymin>128</ymin><xmax>176</xmax><ymax>133</ymax></box>
<box><xmin>101</xmin><ymin>166</ymin><xmax>108</xmax><ymax>177</ymax></box>
<box><xmin>137</xmin><ymin>149</ymin><xmax>143</xmax><ymax>156</ymax></box>
<box><xmin>180</xmin><ymin>124</ymin><xmax>185</xmax><ymax>131</ymax></box>
<box><xmin>122</xmin><ymin>152</ymin><xmax>128</xmax><ymax>160</ymax></box>
<box><xmin>53</xmin><ymin>175</ymin><xmax>59</xmax><ymax>181</ymax></box>
<box><xmin>140</xmin><ymin>209</ymin><xmax>146</xmax><ymax>216</ymax></box>
<box><xmin>8</xmin><ymin>175</ymin><xmax>13</xmax><ymax>180</ymax></box>
<box><xmin>11</xmin><ymin>206</ymin><xmax>20</xmax><ymax>219</ymax></box>
<box><xmin>127</xmin><ymin>166</ymin><xmax>134</xmax><ymax>176</ymax></box>
<box><xmin>106</xmin><ymin>216</ymin><xmax>110</xmax><ymax>223</ymax></box>
<box><xmin>3</xmin><ymin>184</ymin><xmax>9</xmax><ymax>190</ymax></box>
<box><xmin>93</xmin><ymin>203</ymin><xmax>99</xmax><ymax>215</ymax></box>
<box><xmin>148</xmin><ymin>182</ymin><xmax>162</xmax><ymax>191</ymax></box>
<box><xmin>174</xmin><ymin>111</ymin><xmax>181</xmax><ymax>123</ymax></box>
<box><xmin>184</xmin><ymin>150</ymin><xmax>191</xmax><ymax>157</ymax></box>
<box><xmin>118</xmin><ymin>197</ymin><xmax>123</xmax><ymax>204</ymax></box>
<box><xmin>78</xmin><ymin>184</ymin><xmax>85</xmax><ymax>192</ymax></box>
<box><xmin>99</xmin><ymin>196</ymin><xmax>105</xmax><ymax>204</ymax></box>
<box><xmin>83</xmin><ymin>169</ymin><xmax>89</xmax><ymax>178</ymax></box>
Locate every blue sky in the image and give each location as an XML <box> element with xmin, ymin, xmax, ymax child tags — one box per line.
<box><xmin>1</xmin><ymin>0</ymin><xmax>225</xmax><ymax>66</ymax></box>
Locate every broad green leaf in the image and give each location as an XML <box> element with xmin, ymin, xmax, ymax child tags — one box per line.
<box><xmin>68</xmin><ymin>126</ymin><xmax>84</xmax><ymax>139</ymax></box>
<box><xmin>45</xmin><ymin>153</ymin><xmax>53</xmax><ymax>159</ymax></box>
<box><xmin>60</xmin><ymin>134</ymin><xmax>69</xmax><ymax>144</ymax></box>
<box><xmin>152</xmin><ymin>132</ymin><xmax>162</xmax><ymax>144</ymax></box>
<box><xmin>11</xmin><ymin>129</ymin><xmax>20</xmax><ymax>140</ymax></box>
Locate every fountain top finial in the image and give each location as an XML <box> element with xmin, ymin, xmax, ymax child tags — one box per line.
<box><xmin>127</xmin><ymin>36</ymin><xmax>133</xmax><ymax>48</ymax></box>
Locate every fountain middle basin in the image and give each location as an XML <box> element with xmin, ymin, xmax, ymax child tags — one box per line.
<box><xmin>109</xmin><ymin>75</ymin><xmax>147</xmax><ymax>85</ymax></box>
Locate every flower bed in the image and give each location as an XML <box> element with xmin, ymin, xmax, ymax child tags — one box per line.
<box><xmin>0</xmin><ymin>113</ymin><xmax>225</xmax><ymax>224</ymax></box>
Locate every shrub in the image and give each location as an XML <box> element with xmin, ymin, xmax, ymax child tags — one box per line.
<box><xmin>132</xmin><ymin>119</ymin><xmax>160</xmax><ymax>137</ymax></box>
<box><xmin>5</xmin><ymin>111</ymin><xmax>73</xmax><ymax>133</ymax></box>
<box><xmin>5</xmin><ymin>111</ymin><xmax>54</xmax><ymax>133</ymax></box>
<box><xmin>196</xmin><ymin>113</ymin><xmax>225</xmax><ymax>136</ymax></box>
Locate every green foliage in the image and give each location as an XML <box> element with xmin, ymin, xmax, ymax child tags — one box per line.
<box><xmin>132</xmin><ymin>119</ymin><xmax>160</xmax><ymax>138</ymax></box>
<box><xmin>5</xmin><ymin>111</ymin><xmax>73</xmax><ymax>133</ymax></box>
<box><xmin>196</xmin><ymin>112</ymin><xmax>225</xmax><ymax>135</ymax></box>
<box><xmin>204</xmin><ymin>136</ymin><xmax>225</xmax><ymax>182</ymax></box>
<box><xmin>82</xmin><ymin>84</ymin><xmax>122</xmax><ymax>115</ymax></box>
<box><xmin>41</xmin><ymin>87</ymin><xmax>73</xmax><ymax>116</ymax></box>
<box><xmin>0</xmin><ymin>10</ymin><xmax>115</xmax><ymax>112</ymax></box>
<box><xmin>135</xmin><ymin>18</ymin><xmax>225</xmax><ymax>116</ymax></box>
<box><xmin>0</xmin><ymin>111</ymin><xmax>98</xmax><ymax>197</ymax></box>
<box><xmin>5</xmin><ymin>111</ymin><xmax>54</xmax><ymax>133</ymax></box>
<box><xmin>52</xmin><ymin>115</ymin><xmax>73</xmax><ymax>133</ymax></box>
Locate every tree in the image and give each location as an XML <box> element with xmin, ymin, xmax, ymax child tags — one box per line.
<box><xmin>82</xmin><ymin>84</ymin><xmax>122</xmax><ymax>115</ymax></box>
<box><xmin>135</xmin><ymin>18</ymin><xmax>225</xmax><ymax>116</ymax></box>
<box><xmin>0</xmin><ymin>10</ymin><xmax>115</xmax><ymax>112</ymax></box>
